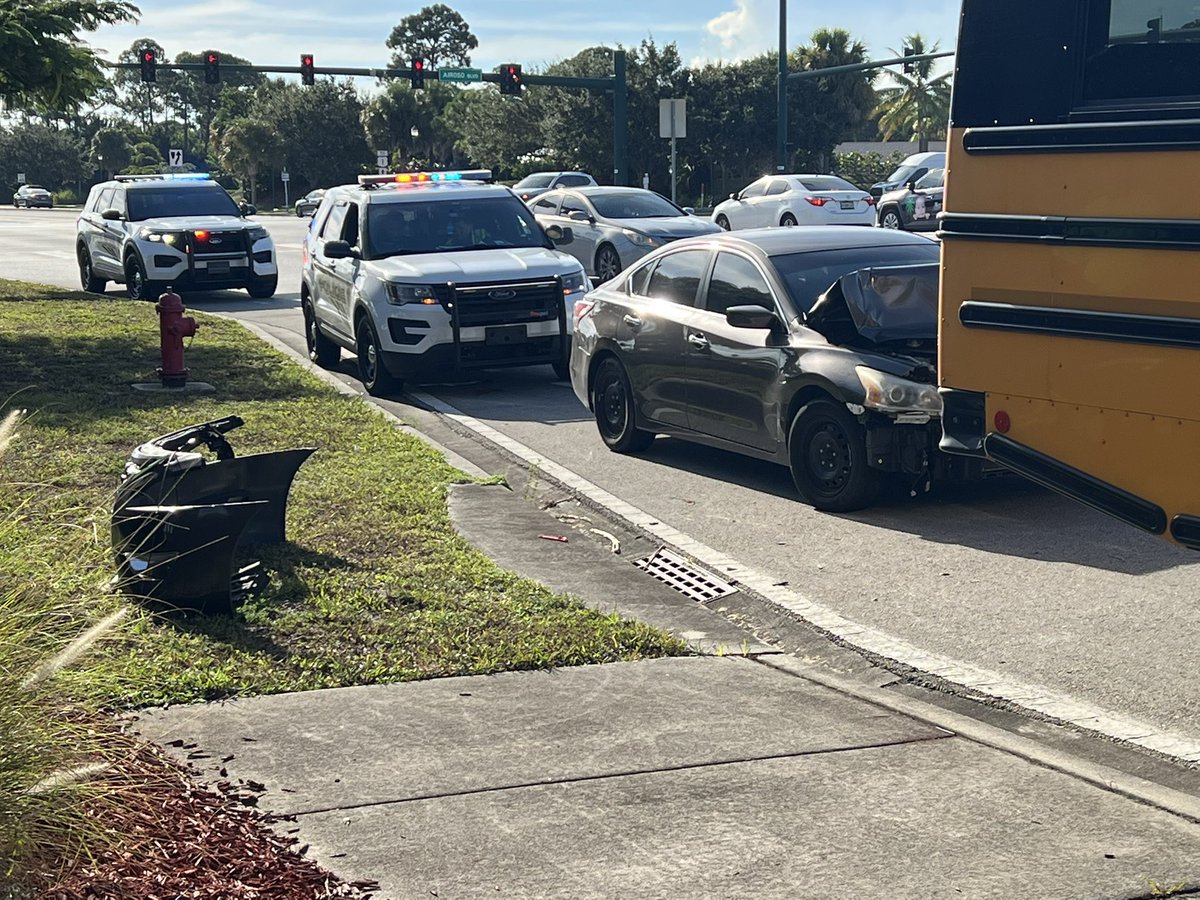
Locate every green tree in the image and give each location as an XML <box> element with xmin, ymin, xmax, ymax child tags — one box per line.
<box><xmin>0</xmin><ymin>0</ymin><xmax>138</xmax><ymax>112</ymax></box>
<box><xmin>90</xmin><ymin>128</ymin><xmax>131</xmax><ymax>179</ymax></box>
<box><xmin>0</xmin><ymin>124</ymin><xmax>87</xmax><ymax>191</ymax></box>
<box><xmin>166</xmin><ymin>49</ymin><xmax>263</xmax><ymax>161</ymax></box>
<box><xmin>214</xmin><ymin>117</ymin><xmax>281</xmax><ymax>206</ymax></box>
<box><xmin>126</xmin><ymin>139</ymin><xmax>163</xmax><ymax>173</ymax></box>
<box><xmin>363</xmin><ymin>81</ymin><xmax>461</xmax><ymax>169</ymax></box>
<box><xmin>789</xmin><ymin>28</ymin><xmax>876</xmax><ymax>171</ymax></box>
<box><xmin>112</xmin><ymin>38</ymin><xmax>166</xmax><ymax>131</ymax></box>
<box><xmin>386</xmin><ymin>3</ymin><xmax>478</xmax><ymax>69</ymax></box>
<box><xmin>874</xmin><ymin>33</ymin><xmax>952</xmax><ymax>152</ymax></box>
<box><xmin>440</xmin><ymin>85</ymin><xmax>545</xmax><ymax>176</ymax></box>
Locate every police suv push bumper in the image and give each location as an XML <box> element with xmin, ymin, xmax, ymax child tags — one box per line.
<box><xmin>138</xmin><ymin>219</ymin><xmax>276</xmax><ymax>290</ymax></box>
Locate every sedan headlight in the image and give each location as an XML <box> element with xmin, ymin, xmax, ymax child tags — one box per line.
<box><xmin>562</xmin><ymin>269</ymin><xmax>588</xmax><ymax>294</ymax></box>
<box><xmin>855</xmin><ymin>366</ymin><xmax>942</xmax><ymax>416</ymax></box>
<box><xmin>138</xmin><ymin>228</ymin><xmax>186</xmax><ymax>248</ymax></box>
<box><xmin>385</xmin><ymin>283</ymin><xmax>440</xmax><ymax>306</ymax></box>
<box><xmin>246</xmin><ymin>225</ymin><xmax>269</xmax><ymax>242</ymax></box>
<box><xmin>622</xmin><ymin>229</ymin><xmax>660</xmax><ymax>248</ymax></box>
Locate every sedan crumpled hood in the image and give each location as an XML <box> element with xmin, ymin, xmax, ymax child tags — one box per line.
<box><xmin>617</xmin><ymin>216</ymin><xmax>722</xmax><ymax>240</ymax></box>
<box><xmin>371</xmin><ymin>246</ymin><xmax>578</xmax><ymax>282</ymax></box>
<box><xmin>806</xmin><ymin>263</ymin><xmax>939</xmax><ymax>353</ymax></box>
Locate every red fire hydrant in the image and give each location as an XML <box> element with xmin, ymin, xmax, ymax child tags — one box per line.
<box><xmin>155</xmin><ymin>288</ymin><xmax>198</xmax><ymax>388</ymax></box>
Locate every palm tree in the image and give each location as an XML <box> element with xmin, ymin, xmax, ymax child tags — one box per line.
<box><xmin>873</xmin><ymin>34</ymin><xmax>952</xmax><ymax>153</ymax></box>
<box><xmin>215</xmin><ymin>118</ymin><xmax>282</xmax><ymax>208</ymax></box>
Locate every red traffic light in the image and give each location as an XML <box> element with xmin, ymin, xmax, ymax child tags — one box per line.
<box><xmin>143</xmin><ymin>51</ymin><xmax>154</xmax><ymax>61</ymax></box>
<box><xmin>414</xmin><ymin>60</ymin><xmax>424</xmax><ymax>70</ymax></box>
<box><xmin>302</xmin><ymin>55</ymin><xmax>313</xmax><ymax>65</ymax></box>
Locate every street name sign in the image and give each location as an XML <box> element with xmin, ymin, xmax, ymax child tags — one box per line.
<box><xmin>440</xmin><ymin>67</ymin><xmax>482</xmax><ymax>84</ymax></box>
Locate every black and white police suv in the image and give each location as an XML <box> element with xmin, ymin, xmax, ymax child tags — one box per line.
<box><xmin>301</xmin><ymin>170</ymin><xmax>589</xmax><ymax>395</ymax></box>
<box><xmin>76</xmin><ymin>174</ymin><xmax>278</xmax><ymax>300</ymax></box>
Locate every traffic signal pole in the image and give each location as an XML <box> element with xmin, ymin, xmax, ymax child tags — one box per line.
<box><xmin>786</xmin><ymin>49</ymin><xmax>953</xmax><ymax>81</ymax></box>
<box><xmin>776</xmin><ymin>0</ymin><xmax>786</xmax><ymax>173</ymax></box>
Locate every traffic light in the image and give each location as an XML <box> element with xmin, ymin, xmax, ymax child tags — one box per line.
<box><xmin>139</xmin><ymin>46</ymin><xmax>157</xmax><ymax>83</ymax></box>
<box><xmin>499</xmin><ymin>63</ymin><xmax>522</xmax><ymax>95</ymax></box>
<box><xmin>411</xmin><ymin>58</ymin><xmax>425</xmax><ymax>90</ymax></box>
<box><xmin>300</xmin><ymin>53</ymin><xmax>315</xmax><ymax>85</ymax></box>
<box><xmin>902</xmin><ymin>46</ymin><xmax>916</xmax><ymax>75</ymax></box>
<box><xmin>204</xmin><ymin>50</ymin><xmax>220</xmax><ymax>85</ymax></box>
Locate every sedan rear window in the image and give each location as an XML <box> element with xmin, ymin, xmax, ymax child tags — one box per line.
<box><xmin>771</xmin><ymin>243</ymin><xmax>941</xmax><ymax>313</ymax></box>
<box><xmin>796</xmin><ymin>176</ymin><xmax>858</xmax><ymax>192</ymax></box>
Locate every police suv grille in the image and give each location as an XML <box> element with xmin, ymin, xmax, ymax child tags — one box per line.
<box><xmin>191</xmin><ymin>231</ymin><xmax>248</xmax><ymax>258</ymax></box>
<box><xmin>442</xmin><ymin>279</ymin><xmax>560</xmax><ymax>328</ymax></box>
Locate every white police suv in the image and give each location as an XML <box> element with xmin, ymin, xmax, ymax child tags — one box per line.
<box><xmin>76</xmin><ymin>174</ymin><xmax>278</xmax><ymax>300</ymax></box>
<box><xmin>300</xmin><ymin>170</ymin><xmax>590</xmax><ymax>395</ymax></box>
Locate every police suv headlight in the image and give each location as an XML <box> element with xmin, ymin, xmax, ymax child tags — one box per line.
<box><xmin>854</xmin><ymin>366</ymin><xmax>942</xmax><ymax>416</ymax></box>
<box><xmin>246</xmin><ymin>225</ymin><xmax>269</xmax><ymax>242</ymax></box>
<box><xmin>622</xmin><ymin>229</ymin><xmax>659</xmax><ymax>248</ymax></box>
<box><xmin>385</xmin><ymin>283</ymin><xmax>440</xmax><ymax>306</ymax></box>
<box><xmin>138</xmin><ymin>228</ymin><xmax>186</xmax><ymax>248</ymax></box>
<box><xmin>562</xmin><ymin>270</ymin><xmax>587</xmax><ymax>294</ymax></box>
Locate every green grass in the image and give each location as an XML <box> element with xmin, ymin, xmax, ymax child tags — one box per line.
<box><xmin>0</xmin><ymin>279</ymin><xmax>687</xmax><ymax>713</ymax></box>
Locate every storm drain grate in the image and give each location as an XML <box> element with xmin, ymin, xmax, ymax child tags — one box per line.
<box><xmin>634</xmin><ymin>547</ymin><xmax>738</xmax><ymax>603</ymax></box>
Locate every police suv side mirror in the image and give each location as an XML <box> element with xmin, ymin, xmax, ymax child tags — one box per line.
<box><xmin>239</xmin><ymin>202</ymin><xmax>257</xmax><ymax>216</ymax></box>
<box><xmin>323</xmin><ymin>240</ymin><xmax>355</xmax><ymax>259</ymax></box>
<box><xmin>101</xmin><ymin>208</ymin><xmax>122</xmax><ymax>221</ymax></box>
<box><xmin>544</xmin><ymin>224</ymin><xmax>574</xmax><ymax>246</ymax></box>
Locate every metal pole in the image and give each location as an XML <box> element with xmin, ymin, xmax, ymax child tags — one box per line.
<box><xmin>613</xmin><ymin>50</ymin><xmax>627</xmax><ymax>186</ymax></box>
<box><xmin>671</xmin><ymin>137</ymin><xmax>677</xmax><ymax>204</ymax></box>
<box><xmin>776</xmin><ymin>0</ymin><xmax>787</xmax><ymax>172</ymax></box>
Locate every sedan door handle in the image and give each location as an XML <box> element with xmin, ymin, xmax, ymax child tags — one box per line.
<box><xmin>623</xmin><ymin>314</ymin><xmax>643</xmax><ymax>329</ymax></box>
<box><xmin>687</xmin><ymin>332</ymin><xmax>710</xmax><ymax>349</ymax></box>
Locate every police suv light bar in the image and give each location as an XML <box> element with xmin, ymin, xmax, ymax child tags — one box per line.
<box><xmin>114</xmin><ymin>173</ymin><xmax>212</xmax><ymax>182</ymax></box>
<box><xmin>357</xmin><ymin>169</ymin><xmax>492</xmax><ymax>186</ymax></box>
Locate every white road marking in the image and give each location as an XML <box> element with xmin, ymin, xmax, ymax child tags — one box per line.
<box><xmin>34</xmin><ymin>250</ymin><xmax>76</xmax><ymax>260</ymax></box>
<box><xmin>409</xmin><ymin>388</ymin><xmax>1200</xmax><ymax>764</ymax></box>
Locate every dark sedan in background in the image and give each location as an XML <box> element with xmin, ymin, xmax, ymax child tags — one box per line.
<box><xmin>876</xmin><ymin>169</ymin><xmax>944</xmax><ymax>232</ymax></box>
<box><xmin>569</xmin><ymin>228</ymin><xmax>977</xmax><ymax>512</ymax></box>
<box><xmin>12</xmin><ymin>184</ymin><xmax>53</xmax><ymax>208</ymax></box>
<box><xmin>531</xmin><ymin>187</ymin><xmax>722</xmax><ymax>283</ymax></box>
<box><xmin>294</xmin><ymin>189</ymin><xmax>325</xmax><ymax>217</ymax></box>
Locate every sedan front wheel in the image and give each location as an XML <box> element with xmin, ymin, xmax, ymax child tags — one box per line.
<box><xmin>788</xmin><ymin>399</ymin><xmax>883</xmax><ymax>512</ymax></box>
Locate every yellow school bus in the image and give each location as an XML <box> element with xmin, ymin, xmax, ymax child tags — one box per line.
<box><xmin>938</xmin><ymin>0</ymin><xmax>1200</xmax><ymax>549</ymax></box>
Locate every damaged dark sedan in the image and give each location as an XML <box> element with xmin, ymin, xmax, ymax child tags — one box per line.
<box><xmin>569</xmin><ymin>227</ymin><xmax>989</xmax><ymax>512</ymax></box>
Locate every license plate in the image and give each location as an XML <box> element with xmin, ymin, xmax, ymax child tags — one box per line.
<box><xmin>485</xmin><ymin>324</ymin><xmax>527</xmax><ymax>346</ymax></box>
<box><xmin>840</xmin><ymin>200</ymin><xmax>855</xmax><ymax>210</ymax></box>
<box><xmin>206</xmin><ymin>261</ymin><xmax>229</xmax><ymax>275</ymax></box>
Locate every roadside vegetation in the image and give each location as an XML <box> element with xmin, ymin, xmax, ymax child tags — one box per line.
<box><xmin>0</xmin><ymin>278</ymin><xmax>686</xmax><ymax>894</ymax></box>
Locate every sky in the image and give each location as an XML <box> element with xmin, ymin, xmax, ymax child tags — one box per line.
<box><xmin>87</xmin><ymin>0</ymin><xmax>962</xmax><ymax>82</ymax></box>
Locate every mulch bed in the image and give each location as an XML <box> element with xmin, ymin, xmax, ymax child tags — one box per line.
<box><xmin>34</xmin><ymin>736</ymin><xmax>378</xmax><ymax>899</ymax></box>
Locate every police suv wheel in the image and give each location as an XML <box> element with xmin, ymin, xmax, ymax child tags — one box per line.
<box><xmin>356</xmin><ymin>316</ymin><xmax>399</xmax><ymax>396</ymax></box>
<box><xmin>304</xmin><ymin>298</ymin><xmax>340</xmax><ymax>368</ymax></box>
<box><xmin>247</xmin><ymin>275</ymin><xmax>277</xmax><ymax>299</ymax></box>
<box><xmin>124</xmin><ymin>254</ymin><xmax>155</xmax><ymax>301</ymax></box>
<box><xmin>79</xmin><ymin>248</ymin><xmax>105</xmax><ymax>293</ymax></box>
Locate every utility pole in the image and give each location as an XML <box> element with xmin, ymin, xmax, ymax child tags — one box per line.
<box><xmin>776</xmin><ymin>0</ymin><xmax>787</xmax><ymax>173</ymax></box>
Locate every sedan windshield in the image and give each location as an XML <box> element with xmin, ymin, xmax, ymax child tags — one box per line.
<box><xmin>365</xmin><ymin>196</ymin><xmax>550</xmax><ymax>258</ymax></box>
<box><xmin>514</xmin><ymin>174</ymin><xmax>555</xmax><ymax>189</ymax></box>
<box><xmin>590</xmin><ymin>191</ymin><xmax>684</xmax><ymax>219</ymax></box>
<box><xmin>771</xmin><ymin>244</ymin><xmax>941</xmax><ymax>313</ymax></box>
<box><xmin>127</xmin><ymin>187</ymin><xmax>240</xmax><ymax>221</ymax></box>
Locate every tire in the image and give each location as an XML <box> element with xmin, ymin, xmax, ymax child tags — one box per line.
<box><xmin>78</xmin><ymin>247</ymin><xmax>105</xmax><ymax>293</ymax></box>
<box><xmin>303</xmin><ymin>297</ymin><xmax>340</xmax><ymax>368</ymax></box>
<box><xmin>247</xmin><ymin>274</ymin><xmax>277</xmax><ymax>299</ymax></box>
<box><xmin>879</xmin><ymin>208</ymin><xmax>902</xmax><ymax>230</ymax></box>
<box><xmin>788</xmin><ymin>399</ymin><xmax>883</xmax><ymax>512</ymax></box>
<box><xmin>716</xmin><ymin>214</ymin><xmax>731</xmax><ymax>231</ymax></box>
<box><xmin>595</xmin><ymin>245</ymin><xmax>622</xmax><ymax>283</ymax></box>
<box><xmin>552</xmin><ymin>339</ymin><xmax>571</xmax><ymax>381</ymax></box>
<box><xmin>591</xmin><ymin>356</ymin><xmax>654</xmax><ymax>453</ymax></box>
<box><xmin>124</xmin><ymin>253</ymin><xmax>156</xmax><ymax>301</ymax></box>
<box><xmin>780</xmin><ymin>213</ymin><xmax>797</xmax><ymax>227</ymax></box>
<box><xmin>356</xmin><ymin>315</ymin><xmax>399</xmax><ymax>396</ymax></box>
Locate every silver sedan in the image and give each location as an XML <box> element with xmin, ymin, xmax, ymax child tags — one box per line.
<box><xmin>530</xmin><ymin>187</ymin><xmax>722</xmax><ymax>284</ymax></box>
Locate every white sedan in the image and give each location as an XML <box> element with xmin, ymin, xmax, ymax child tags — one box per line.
<box><xmin>712</xmin><ymin>175</ymin><xmax>875</xmax><ymax>230</ymax></box>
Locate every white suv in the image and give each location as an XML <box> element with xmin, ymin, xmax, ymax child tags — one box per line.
<box><xmin>76</xmin><ymin>174</ymin><xmax>278</xmax><ymax>300</ymax></box>
<box><xmin>300</xmin><ymin>171</ymin><xmax>589</xmax><ymax>395</ymax></box>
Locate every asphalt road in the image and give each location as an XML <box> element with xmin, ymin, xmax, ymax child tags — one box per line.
<box><xmin>7</xmin><ymin>207</ymin><xmax>1199</xmax><ymax>750</ymax></box>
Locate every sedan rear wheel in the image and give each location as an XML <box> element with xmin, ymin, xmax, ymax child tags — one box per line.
<box><xmin>592</xmin><ymin>357</ymin><xmax>654</xmax><ymax>453</ymax></box>
<box><xmin>780</xmin><ymin>213</ymin><xmax>798</xmax><ymax>227</ymax></box>
<box><xmin>788</xmin><ymin>399</ymin><xmax>883</xmax><ymax>512</ymax></box>
<box><xmin>716</xmin><ymin>214</ymin><xmax>731</xmax><ymax>231</ymax></box>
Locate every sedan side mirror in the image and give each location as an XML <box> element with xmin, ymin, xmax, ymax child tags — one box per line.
<box><xmin>101</xmin><ymin>208</ymin><xmax>123</xmax><ymax>221</ymax></box>
<box><xmin>683</xmin><ymin>207</ymin><xmax>696</xmax><ymax>215</ymax></box>
<box><xmin>567</xmin><ymin>210</ymin><xmax>590</xmax><ymax>223</ymax></box>
<box><xmin>725</xmin><ymin>304</ymin><xmax>780</xmax><ymax>330</ymax></box>
<box><xmin>545</xmin><ymin>224</ymin><xmax>574</xmax><ymax>246</ymax></box>
<box><xmin>323</xmin><ymin>239</ymin><xmax>355</xmax><ymax>259</ymax></box>
<box><xmin>239</xmin><ymin>202</ymin><xmax>257</xmax><ymax>216</ymax></box>
<box><xmin>729</xmin><ymin>192</ymin><xmax>740</xmax><ymax>201</ymax></box>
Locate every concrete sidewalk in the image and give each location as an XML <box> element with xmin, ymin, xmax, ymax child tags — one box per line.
<box><xmin>135</xmin><ymin>462</ymin><xmax>1200</xmax><ymax>898</ymax></box>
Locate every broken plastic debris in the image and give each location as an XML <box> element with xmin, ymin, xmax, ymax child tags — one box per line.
<box><xmin>538</xmin><ymin>534</ymin><xmax>569</xmax><ymax>543</ymax></box>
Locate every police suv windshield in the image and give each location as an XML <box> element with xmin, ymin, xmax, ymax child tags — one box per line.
<box><xmin>365</xmin><ymin>196</ymin><xmax>550</xmax><ymax>258</ymax></box>
<box><xmin>126</xmin><ymin>186</ymin><xmax>241</xmax><ymax>221</ymax></box>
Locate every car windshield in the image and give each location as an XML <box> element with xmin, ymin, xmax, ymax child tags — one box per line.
<box><xmin>126</xmin><ymin>186</ymin><xmax>240</xmax><ymax>221</ymax></box>
<box><xmin>884</xmin><ymin>165</ymin><xmax>919</xmax><ymax>185</ymax></box>
<box><xmin>589</xmin><ymin>191</ymin><xmax>683</xmax><ymax>219</ymax></box>
<box><xmin>365</xmin><ymin>196</ymin><xmax>550</xmax><ymax>258</ymax></box>
<box><xmin>771</xmin><ymin>244</ymin><xmax>942</xmax><ymax>313</ymax></box>
<box><xmin>796</xmin><ymin>176</ymin><xmax>858</xmax><ymax>192</ymax></box>
<box><xmin>514</xmin><ymin>174</ymin><xmax>555</xmax><ymax>189</ymax></box>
